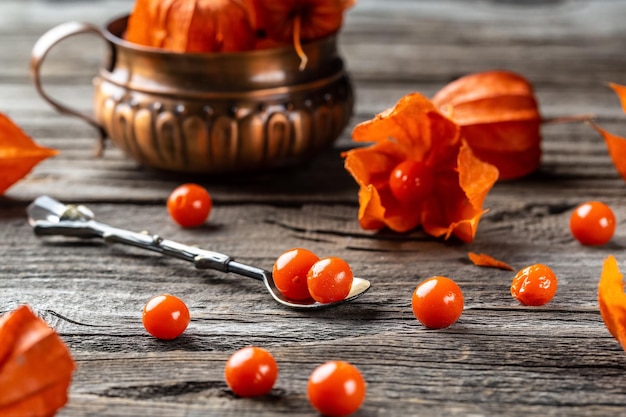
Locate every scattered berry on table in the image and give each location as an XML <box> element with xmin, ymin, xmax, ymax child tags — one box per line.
<box><xmin>224</xmin><ymin>346</ymin><xmax>278</xmax><ymax>397</ymax></box>
<box><xmin>411</xmin><ymin>276</ymin><xmax>464</xmax><ymax>329</ymax></box>
<box><xmin>307</xmin><ymin>360</ymin><xmax>366</xmax><ymax>417</ymax></box>
<box><xmin>569</xmin><ymin>201</ymin><xmax>616</xmax><ymax>246</ymax></box>
<box><xmin>167</xmin><ymin>183</ymin><xmax>212</xmax><ymax>228</ymax></box>
<box><xmin>511</xmin><ymin>264</ymin><xmax>558</xmax><ymax>306</ymax></box>
<box><xmin>142</xmin><ymin>294</ymin><xmax>190</xmax><ymax>340</ymax></box>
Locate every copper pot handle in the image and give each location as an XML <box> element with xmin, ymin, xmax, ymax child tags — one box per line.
<box><xmin>30</xmin><ymin>21</ymin><xmax>108</xmax><ymax>142</ymax></box>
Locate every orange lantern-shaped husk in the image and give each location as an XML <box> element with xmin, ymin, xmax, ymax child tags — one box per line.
<box><xmin>125</xmin><ymin>0</ymin><xmax>256</xmax><ymax>53</ymax></box>
<box><xmin>0</xmin><ymin>306</ymin><xmax>76</xmax><ymax>416</ymax></box>
<box><xmin>248</xmin><ymin>0</ymin><xmax>355</xmax><ymax>68</ymax></box>
<box><xmin>432</xmin><ymin>70</ymin><xmax>542</xmax><ymax>180</ymax></box>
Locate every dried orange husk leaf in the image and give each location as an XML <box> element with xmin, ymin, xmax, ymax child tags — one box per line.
<box><xmin>1</xmin><ymin>381</ymin><xmax>71</xmax><ymax>417</ymax></box>
<box><xmin>125</xmin><ymin>0</ymin><xmax>256</xmax><ymax>53</ymax></box>
<box><xmin>432</xmin><ymin>70</ymin><xmax>542</xmax><ymax>180</ymax></box>
<box><xmin>124</xmin><ymin>0</ymin><xmax>152</xmax><ymax>46</ymax></box>
<box><xmin>0</xmin><ymin>306</ymin><xmax>75</xmax><ymax>415</ymax></box>
<box><xmin>591</xmin><ymin>123</ymin><xmax>626</xmax><ymax>182</ymax></box>
<box><xmin>468</xmin><ymin>252</ymin><xmax>514</xmax><ymax>271</ymax></box>
<box><xmin>0</xmin><ymin>113</ymin><xmax>58</xmax><ymax>195</ymax></box>
<box><xmin>421</xmin><ymin>141</ymin><xmax>499</xmax><ymax>242</ymax></box>
<box><xmin>609</xmin><ymin>83</ymin><xmax>626</xmax><ymax>113</ymax></box>
<box><xmin>589</xmin><ymin>83</ymin><xmax>626</xmax><ymax>183</ymax></box>
<box><xmin>344</xmin><ymin>93</ymin><xmax>498</xmax><ymax>243</ymax></box>
<box><xmin>598</xmin><ymin>256</ymin><xmax>626</xmax><ymax>350</ymax></box>
<box><xmin>251</xmin><ymin>0</ymin><xmax>354</xmax><ymax>68</ymax></box>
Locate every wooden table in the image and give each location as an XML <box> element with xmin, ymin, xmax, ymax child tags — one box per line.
<box><xmin>2</xmin><ymin>0</ymin><xmax>626</xmax><ymax>415</ymax></box>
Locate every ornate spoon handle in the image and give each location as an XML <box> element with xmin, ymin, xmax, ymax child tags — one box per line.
<box><xmin>27</xmin><ymin>195</ymin><xmax>265</xmax><ymax>280</ymax></box>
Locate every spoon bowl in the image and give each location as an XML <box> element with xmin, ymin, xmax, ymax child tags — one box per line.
<box><xmin>27</xmin><ymin>196</ymin><xmax>371</xmax><ymax>309</ymax></box>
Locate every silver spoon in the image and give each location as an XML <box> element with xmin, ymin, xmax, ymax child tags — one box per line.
<box><xmin>27</xmin><ymin>196</ymin><xmax>371</xmax><ymax>309</ymax></box>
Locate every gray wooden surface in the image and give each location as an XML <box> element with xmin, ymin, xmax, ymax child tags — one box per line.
<box><xmin>2</xmin><ymin>0</ymin><xmax>626</xmax><ymax>416</ymax></box>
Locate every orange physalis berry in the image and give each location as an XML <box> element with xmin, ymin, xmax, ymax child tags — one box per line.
<box><xmin>167</xmin><ymin>183</ymin><xmax>213</xmax><ymax>228</ymax></box>
<box><xmin>411</xmin><ymin>276</ymin><xmax>464</xmax><ymax>329</ymax></box>
<box><xmin>307</xmin><ymin>360</ymin><xmax>366</xmax><ymax>417</ymax></box>
<box><xmin>142</xmin><ymin>294</ymin><xmax>190</xmax><ymax>340</ymax></box>
<box><xmin>388</xmin><ymin>160</ymin><xmax>435</xmax><ymax>205</ymax></box>
<box><xmin>569</xmin><ymin>201</ymin><xmax>616</xmax><ymax>246</ymax></box>
<box><xmin>307</xmin><ymin>257</ymin><xmax>353</xmax><ymax>304</ymax></box>
<box><xmin>224</xmin><ymin>346</ymin><xmax>278</xmax><ymax>397</ymax></box>
<box><xmin>272</xmin><ymin>248</ymin><xmax>318</xmax><ymax>301</ymax></box>
<box><xmin>510</xmin><ymin>264</ymin><xmax>557</xmax><ymax>306</ymax></box>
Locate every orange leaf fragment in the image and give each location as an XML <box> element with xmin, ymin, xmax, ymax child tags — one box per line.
<box><xmin>125</xmin><ymin>0</ymin><xmax>256</xmax><ymax>53</ymax></box>
<box><xmin>0</xmin><ymin>306</ymin><xmax>75</xmax><ymax>416</ymax></box>
<box><xmin>591</xmin><ymin>123</ymin><xmax>626</xmax><ymax>182</ymax></box>
<box><xmin>609</xmin><ymin>82</ymin><xmax>626</xmax><ymax>113</ymax></box>
<box><xmin>344</xmin><ymin>93</ymin><xmax>499</xmax><ymax>243</ymax></box>
<box><xmin>468</xmin><ymin>252</ymin><xmax>514</xmax><ymax>271</ymax></box>
<box><xmin>432</xmin><ymin>70</ymin><xmax>542</xmax><ymax>180</ymax></box>
<box><xmin>598</xmin><ymin>256</ymin><xmax>626</xmax><ymax>350</ymax></box>
<box><xmin>590</xmin><ymin>83</ymin><xmax>626</xmax><ymax>183</ymax></box>
<box><xmin>0</xmin><ymin>113</ymin><xmax>58</xmax><ymax>195</ymax></box>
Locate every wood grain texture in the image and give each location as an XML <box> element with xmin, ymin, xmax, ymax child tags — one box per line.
<box><xmin>2</xmin><ymin>0</ymin><xmax>626</xmax><ymax>416</ymax></box>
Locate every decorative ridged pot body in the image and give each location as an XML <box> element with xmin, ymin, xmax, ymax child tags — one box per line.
<box><xmin>31</xmin><ymin>16</ymin><xmax>354</xmax><ymax>174</ymax></box>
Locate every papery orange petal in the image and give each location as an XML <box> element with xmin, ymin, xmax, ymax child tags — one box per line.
<box><xmin>0</xmin><ymin>306</ymin><xmax>40</xmax><ymax>369</ymax></box>
<box><xmin>419</xmin><ymin>171</ymin><xmax>460</xmax><ymax>239</ymax></box>
<box><xmin>0</xmin><ymin>306</ymin><xmax>75</xmax><ymax>413</ymax></box>
<box><xmin>186</xmin><ymin>0</ymin><xmax>255</xmax><ymax>53</ymax></box>
<box><xmin>124</xmin><ymin>0</ymin><xmax>152</xmax><ymax>46</ymax></box>
<box><xmin>458</xmin><ymin>140</ymin><xmax>500</xmax><ymax>211</ymax></box>
<box><xmin>591</xmin><ymin>122</ymin><xmax>626</xmax><ymax>182</ymax></box>
<box><xmin>356</xmin><ymin>185</ymin><xmax>421</xmax><ymax>232</ymax></box>
<box><xmin>344</xmin><ymin>142</ymin><xmax>422</xmax><ymax>232</ymax></box>
<box><xmin>0</xmin><ymin>333</ymin><xmax>74</xmax><ymax>408</ymax></box>
<box><xmin>470</xmin><ymin>145</ymin><xmax>541</xmax><ymax>181</ymax></box>
<box><xmin>433</xmin><ymin>70</ymin><xmax>537</xmax><ymax>109</ymax></box>
<box><xmin>0</xmin><ymin>113</ymin><xmax>58</xmax><ymax>195</ymax></box>
<box><xmin>437</xmin><ymin>95</ymin><xmax>539</xmax><ymax>125</ymax></box>
<box><xmin>609</xmin><ymin>83</ymin><xmax>626</xmax><ymax>113</ymax></box>
<box><xmin>343</xmin><ymin>141</ymin><xmax>407</xmax><ymax>190</ymax></box>
<box><xmin>125</xmin><ymin>0</ymin><xmax>255</xmax><ymax>52</ymax></box>
<box><xmin>253</xmin><ymin>0</ymin><xmax>353</xmax><ymax>42</ymax></box>
<box><xmin>468</xmin><ymin>252</ymin><xmax>514</xmax><ymax>271</ymax></box>
<box><xmin>459</xmin><ymin>120</ymin><xmax>541</xmax><ymax>153</ymax></box>
<box><xmin>0</xmin><ymin>381</ymin><xmax>70</xmax><ymax>417</ymax></box>
<box><xmin>425</xmin><ymin>111</ymin><xmax>462</xmax><ymax>168</ymax></box>
<box><xmin>598</xmin><ymin>256</ymin><xmax>626</xmax><ymax>350</ymax></box>
<box><xmin>356</xmin><ymin>185</ymin><xmax>386</xmax><ymax>230</ymax></box>
<box><xmin>352</xmin><ymin>93</ymin><xmax>448</xmax><ymax>161</ymax></box>
<box><xmin>422</xmin><ymin>141</ymin><xmax>498</xmax><ymax>243</ymax></box>
<box><xmin>156</xmin><ymin>0</ymin><xmax>195</xmax><ymax>51</ymax></box>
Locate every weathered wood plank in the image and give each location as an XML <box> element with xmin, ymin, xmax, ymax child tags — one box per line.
<box><xmin>1</xmin><ymin>201</ymin><xmax>626</xmax><ymax>416</ymax></box>
<box><xmin>3</xmin><ymin>1</ymin><xmax>626</xmax><ymax>416</ymax></box>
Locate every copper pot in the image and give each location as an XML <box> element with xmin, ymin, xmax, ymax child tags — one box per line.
<box><xmin>30</xmin><ymin>16</ymin><xmax>354</xmax><ymax>174</ymax></box>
